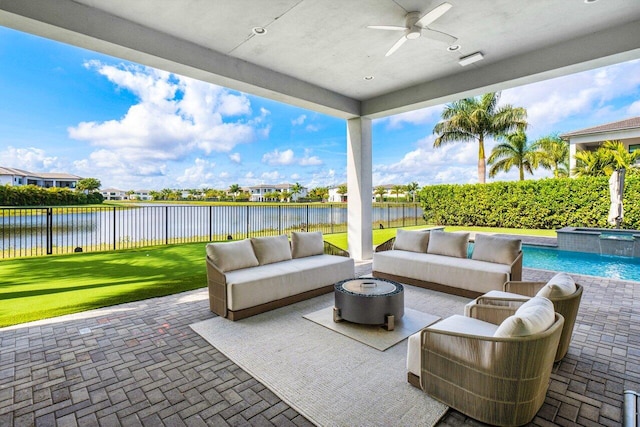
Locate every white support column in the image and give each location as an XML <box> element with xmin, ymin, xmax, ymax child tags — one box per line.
<box><xmin>347</xmin><ymin>117</ymin><xmax>373</xmax><ymax>261</ymax></box>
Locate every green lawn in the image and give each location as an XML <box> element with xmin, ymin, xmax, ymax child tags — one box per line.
<box><xmin>1</xmin><ymin>225</ymin><xmax>556</xmax><ymax>327</ymax></box>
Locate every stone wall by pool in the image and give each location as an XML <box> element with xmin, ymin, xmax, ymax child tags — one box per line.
<box><xmin>556</xmin><ymin>227</ymin><xmax>640</xmax><ymax>257</ymax></box>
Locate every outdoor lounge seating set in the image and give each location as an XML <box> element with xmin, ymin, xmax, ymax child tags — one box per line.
<box><xmin>373</xmin><ymin>228</ymin><xmax>523</xmax><ymax>298</ymax></box>
<box><xmin>407</xmin><ymin>270</ymin><xmax>583</xmax><ymax>426</ymax></box>
<box><xmin>206</xmin><ymin>232</ymin><xmax>355</xmax><ymax>320</ymax></box>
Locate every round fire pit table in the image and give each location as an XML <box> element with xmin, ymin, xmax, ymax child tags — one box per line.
<box><xmin>333</xmin><ymin>278</ymin><xmax>404</xmax><ymax>330</ymax></box>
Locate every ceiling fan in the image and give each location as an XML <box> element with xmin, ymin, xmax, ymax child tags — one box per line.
<box><xmin>367</xmin><ymin>2</ymin><xmax>457</xmax><ymax>57</ymax></box>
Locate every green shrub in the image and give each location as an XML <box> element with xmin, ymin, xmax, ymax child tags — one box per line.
<box><xmin>0</xmin><ymin>185</ymin><xmax>104</xmax><ymax>206</ymax></box>
<box><xmin>419</xmin><ymin>175</ymin><xmax>640</xmax><ymax>229</ymax></box>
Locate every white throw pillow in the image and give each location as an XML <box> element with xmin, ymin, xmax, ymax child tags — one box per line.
<box><xmin>206</xmin><ymin>240</ymin><xmax>259</xmax><ymax>272</ymax></box>
<box><xmin>494</xmin><ymin>296</ymin><xmax>555</xmax><ymax>338</ymax></box>
<box><xmin>426</xmin><ymin>231</ymin><xmax>469</xmax><ymax>258</ymax></box>
<box><xmin>291</xmin><ymin>231</ymin><xmax>324</xmax><ymax>258</ymax></box>
<box><xmin>537</xmin><ymin>272</ymin><xmax>577</xmax><ymax>299</ymax></box>
<box><xmin>471</xmin><ymin>234</ymin><xmax>521</xmax><ymax>265</ymax></box>
<box><xmin>393</xmin><ymin>229</ymin><xmax>430</xmax><ymax>253</ymax></box>
<box><xmin>250</xmin><ymin>235</ymin><xmax>292</xmax><ymax>265</ymax></box>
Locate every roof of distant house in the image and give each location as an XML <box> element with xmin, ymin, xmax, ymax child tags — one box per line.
<box><xmin>0</xmin><ymin>166</ymin><xmax>82</xmax><ymax>180</ymax></box>
<box><xmin>561</xmin><ymin>116</ymin><xmax>640</xmax><ymax>138</ymax></box>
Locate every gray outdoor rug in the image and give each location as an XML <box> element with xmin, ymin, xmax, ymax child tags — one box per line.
<box><xmin>190</xmin><ymin>284</ymin><xmax>470</xmax><ymax>427</ymax></box>
<box><xmin>303</xmin><ymin>306</ymin><xmax>440</xmax><ymax>351</ymax></box>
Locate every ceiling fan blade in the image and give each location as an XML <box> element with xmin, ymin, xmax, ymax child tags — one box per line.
<box><xmin>416</xmin><ymin>2</ymin><xmax>452</xmax><ymax>27</ymax></box>
<box><xmin>385</xmin><ymin>36</ymin><xmax>407</xmax><ymax>57</ymax></box>
<box><xmin>422</xmin><ymin>28</ymin><xmax>457</xmax><ymax>44</ymax></box>
<box><xmin>367</xmin><ymin>25</ymin><xmax>407</xmax><ymax>31</ymax></box>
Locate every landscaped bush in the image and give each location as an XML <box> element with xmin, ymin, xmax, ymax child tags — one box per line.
<box><xmin>0</xmin><ymin>185</ymin><xmax>104</xmax><ymax>206</ymax></box>
<box><xmin>419</xmin><ymin>175</ymin><xmax>640</xmax><ymax>229</ymax></box>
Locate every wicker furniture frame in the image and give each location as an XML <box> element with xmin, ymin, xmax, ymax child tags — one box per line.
<box><xmin>467</xmin><ymin>281</ymin><xmax>583</xmax><ymax>361</ymax></box>
<box><xmin>206</xmin><ymin>241</ymin><xmax>349</xmax><ymax>321</ymax></box>
<box><xmin>409</xmin><ymin>309</ymin><xmax>564</xmax><ymax>426</ymax></box>
<box><xmin>373</xmin><ymin>236</ymin><xmax>523</xmax><ymax>298</ymax></box>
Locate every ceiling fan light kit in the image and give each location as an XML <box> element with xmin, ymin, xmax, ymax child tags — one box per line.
<box><xmin>367</xmin><ymin>2</ymin><xmax>457</xmax><ymax>56</ymax></box>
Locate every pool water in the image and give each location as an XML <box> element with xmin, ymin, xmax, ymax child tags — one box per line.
<box><xmin>521</xmin><ymin>245</ymin><xmax>640</xmax><ymax>282</ymax></box>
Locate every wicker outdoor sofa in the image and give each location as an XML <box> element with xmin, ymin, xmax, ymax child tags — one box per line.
<box><xmin>373</xmin><ymin>229</ymin><xmax>523</xmax><ymax>298</ymax></box>
<box><xmin>206</xmin><ymin>232</ymin><xmax>354</xmax><ymax>320</ymax></box>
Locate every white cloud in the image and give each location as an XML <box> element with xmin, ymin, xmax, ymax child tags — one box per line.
<box><xmin>290</xmin><ymin>173</ymin><xmax>300</xmax><ymax>179</ymax></box>
<box><xmin>501</xmin><ymin>59</ymin><xmax>640</xmax><ymax>136</ymax></box>
<box><xmin>176</xmin><ymin>158</ymin><xmax>215</xmax><ymax>186</ymax></box>
<box><xmin>262</xmin><ymin>149</ymin><xmax>295</xmax><ymax>165</ymax></box>
<box><xmin>228</xmin><ymin>152</ymin><xmax>241</xmax><ymax>163</ymax></box>
<box><xmin>305</xmin><ymin>124</ymin><xmax>320</xmax><ymax>132</ymax></box>
<box><xmin>0</xmin><ymin>146</ymin><xmax>63</xmax><ymax>172</ymax></box>
<box><xmin>245</xmin><ymin>171</ymin><xmax>255</xmax><ymax>179</ymax></box>
<box><xmin>261</xmin><ymin>148</ymin><xmax>323</xmax><ymax>167</ymax></box>
<box><xmin>628</xmin><ymin>100</ymin><xmax>640</xmax><ymax>116</ymax></box>
<box><xmin>291</xmin><ymin>114</ymin><xmax>306</xmax><ymax>126</ymax></box>
<box><xmin>67</xmin><ymin>61</ymin><xmax>269</xmax><ymax>186</ymax></box>
<box><xmin>261</xmin><ymin>170</ymin><xmax>283</xmax><ymax>181</ymax></box>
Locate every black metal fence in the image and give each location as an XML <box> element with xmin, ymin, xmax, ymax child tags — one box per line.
<box><xmin>0</xmin><ymin>203</ymin><xmax>424</xmax><ymax>259</ymax></box>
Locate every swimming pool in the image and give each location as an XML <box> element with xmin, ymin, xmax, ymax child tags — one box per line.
<box><xmin>522</xmin><ymin>244</ymin><xmax>640</xmax><ymax>282</ymax></box>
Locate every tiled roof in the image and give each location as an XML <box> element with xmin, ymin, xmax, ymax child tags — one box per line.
<box><xmin>0</xmin><ymin>166</ymin><xmax>82</xmax><ymax>180</ymax></box>
<box><xmin>561</xmin><ymin>116</ymin><xmax>640</xmax><ymax>138</ymax></box>
<box><xmin>0</xmin><ymin>166</ymin><xmax>31</xmax><ymax>176</ymax></box>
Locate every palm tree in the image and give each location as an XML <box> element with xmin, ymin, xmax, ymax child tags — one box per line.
<box><xmin>374</xmin><ymin>186</ymin><xmax>387</xmax><ymax>203</ymax></box>
<box><xmin>290</xmin><ymin>182</ymin><xmax>303</xmax><ymax>202</ymax></box>
<box><xmin>337</xmin><ymin>184</ymin><xmax>348</xmax><ymax>202</ymax></box>
<box><xmin>488</xmin><ymin>130</ymin><xmax>538</xmax><ymax>181</ymax></box>
<box><xmin>392</xmin><ymin>185</ymin><xmax>405</xmax><ymax>201</ymax></box>
<box><xmin>603</xmin><ymin>140</ymin><xmax>640</xmax><ymax>170</ymax></box>
<box><xmin>532</xmin><ymin>133</ymin><xmax>569</xmax><ymax>178</ymax></box>
<box><xmin>571</xmin><ymin>149</ymin><xmax>611</xmax><ymax>177</ymax></box>
<box><xmin>228</xmin><ymin>184</ymin><xmax>241</xmax><ymax>202</ymax></box>
<box><xmin>405</xmin><ymin>182</ymin><xmax>419</xmax><ymax>202</ymax></box>
<box><xmin>433</xmin><ymin>92</ymin><xmax>527</xmax><ymax>183</ymax></box>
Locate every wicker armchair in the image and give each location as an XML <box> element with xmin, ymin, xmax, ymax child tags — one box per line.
<box><xmin>419</xmin><ymin>310</ymin><xmax>564</xmax><ymax>426</ymax></box>
<box><xmin>466</xmin><ymin>281</ymin><xmax>583</xmax><ymax>361</ymax></box>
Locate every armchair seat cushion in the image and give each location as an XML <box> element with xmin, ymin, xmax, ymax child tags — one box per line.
<box><xmin>537</xmin><ymin>272</ymin><xmax>576</xmax><ymax>298</ymax></box>
<box><xmin>407</xmin><ymin>315</ymin><xmax>499</xmax><ymax>378</ymax></box>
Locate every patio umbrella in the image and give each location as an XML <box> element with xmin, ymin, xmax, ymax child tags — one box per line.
<box><xmin>608</xmin><ymin>168</ymin><xmax>625</xmax><ymax>228</ymax></box>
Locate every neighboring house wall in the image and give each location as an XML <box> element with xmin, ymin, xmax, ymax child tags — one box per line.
<box><xmin>0</xmin><ymin>167</ymin><xmax>81</xmax><ymax>189</ymax></box>
<box><xmin>100</xmin><ymin>188</ymin><xmax>127</xmax><ymax>200</ymax></box>
<box><xmin>248</xmin><ymin>184</ymin><xmax>308</xmax><ymax>201</ymax></box>
<box><xmin>562</xmin><ymin>117</ymin><xmax>640</xmax><ymax>175</ymax></box>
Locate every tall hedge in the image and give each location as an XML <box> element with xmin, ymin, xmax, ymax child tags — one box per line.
<box><xmin>419</xmin><ymin>175</ymin><xmax>640</xmax><ymax>229</ymax></box>
<box><xmin>0</xmin><ymin>185</ymin><xmax>104</xmax><ymax>206</ymax></box>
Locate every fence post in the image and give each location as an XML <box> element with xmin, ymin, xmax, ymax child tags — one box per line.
<box><xmin>166</xmin><ymin>206</ymin><xmax>174</xmax><ymax>245</ymax></box>
<box><xmin>209</xmin><ymin>205</ymin><xmax>212</xmax><ymax>241</ymax></box>
<box><xmin>278</xmin><ymin>205</ymin><xmax>282</xmax><ymax>235</ymax></box>
<box><xmin>246</xmin><ymin>205</ymin><xmax>250</xmax><ymax>239</ymax></box>
<box><xmin>113</xmin><ymin>207</ymin><xmax>117</xmax><ymax>251</ymax></box>
<box><xmin>306</xmin><ymin>204</ymin><xmax>309</xmax><ymax>232</ymax></box>
<box><xmin>331</xmin><ymin>204</ymin><xmax>334</xmax><ymax>234</ymax></box>
<box><xmin>387</xmin><ymin>204</ymin><xmax>390</xmax><ymax>229</ymax></box>
<box><xmin>402</xmin><ymin>204</ymin><xmax>405</xmax><ymax>227</ymax></box>
<box><xmin>46</xmin><ymin>208</ymin><xmax>53</xmax><ymax>255</ymax></box>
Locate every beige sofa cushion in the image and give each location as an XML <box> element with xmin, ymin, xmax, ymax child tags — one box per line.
<box><xmin>427</xmin><ymin>231</ymin><xmax>468</xmax><ymax>258</ymax></box>
<box><xmin>250</xmin><ymin>235</ymin><xmax>292</xmax><ymax>265</ymax></box>
<box><xmin>291</xmin><ymin>231</ymin><xmax>324</xmax><ymax>258</ymax></box>
<box><xmin>393</xmin><ymin>229</ymin><xmax>430</xmax><ymax>253</ymax></box>
<box><xmin>471</xmin><ymin>234</ymin><xmax>521</xmax><ymax>265</ymax></box>
<box><xmin>206</xmin><ymin>240</ymin><xmax>259</xmax><ymax>272</ymax></box>
<box><xmin>494</xmin><ymin>296</ymin><xmax>555</xmax><ymax>337</ymax></box>
<box><xmin>225</xmin><ymin>255</ymin><xmax>355</xmax><ymax>311</ymax></box>
<box><xmin>373</xmin><ymin>250</ymin><xmax>512</xmax><ymax>294</ymax></box>
<box><xmin>537</xmin><ymin>272</ymin><xmax>576</xmax><ymax>299</ymax></box>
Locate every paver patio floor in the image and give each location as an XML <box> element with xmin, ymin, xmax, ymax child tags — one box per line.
<box><xmin>1</xmin><ymin>258</ymin><xmax>638</xmax><ymax>426</ymax></box>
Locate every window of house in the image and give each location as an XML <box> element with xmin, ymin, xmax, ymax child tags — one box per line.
<box><xmin>629</xmin><ymin>144</ymin><xmax>640</xmax><ymax>153</ymax></box>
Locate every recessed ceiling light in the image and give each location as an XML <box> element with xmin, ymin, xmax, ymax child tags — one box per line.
<box><xmin>458</xmin><ymin>52</ymin><xmax>484</xmax><ymax>66</ymax></box>
<box><xmin>584</xmin><ymin>0</ymin><xmax>598</xmax><ymax>3</ymax></box>
<box><xmin>252</xmin><ymin>27</ymin><xmax>267</xmax><ymax>35</ymax></box>
<box><xmin>447</xmin><ymin>45</ymin><xmax>461</xmax><ymax>52</ymax></box>
<box><xmin>364</xmin><ymin>76</ymin><xmax>374</xmax><ymax>81</ymax></box>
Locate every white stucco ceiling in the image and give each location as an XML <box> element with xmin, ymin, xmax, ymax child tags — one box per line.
<box><xmin>1</xmin><ymin>0</ymin><xmax>640</xmax><ymax>119</ymax></box>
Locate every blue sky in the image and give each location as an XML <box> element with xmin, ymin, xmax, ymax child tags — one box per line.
<box><xmin>2</xmin><ymin>26</ymin><xmax>640</xmax><ymax>191</ymax></box>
